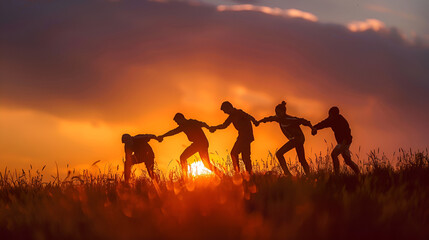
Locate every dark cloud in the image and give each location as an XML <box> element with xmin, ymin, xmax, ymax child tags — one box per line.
<box><xmin>0</xmin><ymin>0</ymin><xmax>428</xmax><ymax>136</ymax></box>
<box><xmin>230</xmin><ymin>0</ymin><xmax>261</xmax><ymax>3</ymax></box>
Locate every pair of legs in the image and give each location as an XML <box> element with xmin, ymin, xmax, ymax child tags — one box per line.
<box><xmin>180</xmin><ymin>142</ymin><xmax>224</xmax><ymax>179</ymax></box>
<box><xmin>276</xmin><ymin>138</ymin><xmax>310</xmax><ymax>175</ymax></box>
<box><xmin>331</xmin><ymin>142</ymin><xmax>360</xmax><ymax>175</ymax></box>
<box><xmin>124</xmin><ymin>154</ymin><xmax>155</xmax><ymax>182</ymax></box>
<box><xmin>231</xmin><ymin>139</ymin><xmax>252</xmax><ymax>174</ymax></box>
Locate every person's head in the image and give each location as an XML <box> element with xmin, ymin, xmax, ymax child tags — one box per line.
<box><xmin>173</xmin><ymin>112</ymin><xmax>186</xmax><ymax>124</ymax></box>
<box><xmin>329</xmin><ymin>106</ymin><xmax>340</xmax><ymax>117</ymax></box>
<box><xmin>275</xmin><ymin>101</ymin><xmax>287</xmax><ymax>116</ymax></box>
<box><xmin>121</xmin><ymin>134</ymin><xmax>132</xmax><ymax>144</ymax></box>
<box><xmin>220</xmin><ymin>101</ymin><xmax>234</xmax><ymax>114</ymax></box>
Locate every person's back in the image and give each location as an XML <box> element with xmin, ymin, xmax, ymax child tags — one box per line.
<box><xmin>230</xmin><ymin>109</ymin><xmax>254</xmax><ymax>142</ymax></box>
<box><xmin>122</xmin><ymin>133</ymin><xmax>158</xmax><ymax>181</ymax></box>
<box><xmin>181</xmin><ymin>119</ymin><xmax>209</xmax><ymax>145</ymax></box>
<box><xmin>314</xmin><ymin>113</ymin><xmax>352</xmax><ymax>144</ymax></box>
<box><xmin>330</xmin><ymin>114</ymin><xmax>352</xmax><ymax>144</ymax></box>
<box><xmin>278</xmin><ymin>114</ymin><xmax>306</xmax><ymax>141</ymax></box>
<box><xmin>132</xmin><ymin>137</ymin><xmax>155</xmax><ymax>161</ymax></box>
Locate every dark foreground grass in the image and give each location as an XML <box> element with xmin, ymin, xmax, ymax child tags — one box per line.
<box><xmin>1</xmin><ymin>150</ymin><xmax>428</xmax><ymax>240</ymax></box>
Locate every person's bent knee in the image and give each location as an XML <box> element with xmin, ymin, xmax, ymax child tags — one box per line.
<box><xmin>180</xmin><ymin>155</ymin><xmax>188</xmax><ymax>164</ymax></box>
<box><xmin>344</xmin><ymin>158</ymin><xmax>354</xmax><ymax>165</ymax></box>
<box><xmin>276</xmin><ymin>150</ymin><xmax>284</xmax><ymax>159</ymax></box>
<box><xmin>231</xmin><ymin>149</ymin><xmax>240</xmax><ymax>159</ymax></box>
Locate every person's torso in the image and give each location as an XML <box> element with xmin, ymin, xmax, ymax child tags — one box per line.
<box><xmin>132</xmin><ymin>138</ymin><xmax>154</xmax><ymax>158</ymax></box>
<box><xmin>231</xmin><ymin>110</ymin><xmax>254</xmax><ymax>141</ymax></box>
<box><xmin>181</xmin><ymin>119</ymin><xmax>208</xmax><ymax>144</ymax></box>
<box><xmin>331</xmin><ymin>115</ymin><xmax>352</xmax><ymax>143</ymax></box>
<box><xmin>278</xmin><ymin>116</ymin><xmax>304</xmax><ymax>141</ymax></box>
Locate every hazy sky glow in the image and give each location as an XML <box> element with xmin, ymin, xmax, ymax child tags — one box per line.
<box><xmin>0</xmin><ymin>0</ymin><xmax>428</xmax><ymax>176</ymax></box>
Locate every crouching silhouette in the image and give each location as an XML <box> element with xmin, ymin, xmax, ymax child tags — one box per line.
<box><xmin>122</xmin><ymin>133</ymin><xmax>161</xmax><ymax>182</ymax></box>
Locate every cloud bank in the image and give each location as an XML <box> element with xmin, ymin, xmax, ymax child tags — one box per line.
<box><xmin>1</xmin><ymin>0</ymin><xmax>428</xmax><ymax>160</ymax></box>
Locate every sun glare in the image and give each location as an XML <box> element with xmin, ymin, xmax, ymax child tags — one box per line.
<box><xmin>188</xmin><ymin>161</ymin><xmax>213</xmax><ymax>177</ymax></box>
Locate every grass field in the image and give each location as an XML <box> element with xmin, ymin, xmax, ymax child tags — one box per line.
<box><xmin>1</xmin><ymin>149</ymin><xmax>428</xmax><ymax>240</ymax></box>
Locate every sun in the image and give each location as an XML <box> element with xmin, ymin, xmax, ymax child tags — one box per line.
<box><xmin>188</xmin><ymin>161</ymin><xmax>213</xmax><ymax>177</ymax></box>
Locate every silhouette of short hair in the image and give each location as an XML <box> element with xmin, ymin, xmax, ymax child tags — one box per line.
<box><xmin>174</xmin><ymin>113</ymin><xmax>185</xmax><ymax>121</ymax></box>
<box><xmin>221</xmin><ymin>101</ymin><xmax>233</xmax><ymax>111</ymax></box>
<box><xmin>122</xmin><ymin>134</ymin><xmax>131</xmax><ymax>143</ymax></box>
<box><xmin>329</xmin><ymin>106</ymin><xmax>340</xmax><ymax>116</ymax></box>
<box><xmin>275</xmin><ymin>101</ymin><xmax>287</xmax><ymax>114</ymax></box>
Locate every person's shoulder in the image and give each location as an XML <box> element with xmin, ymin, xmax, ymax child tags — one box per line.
<box><xmin>124</xmin><ymin>140</ymin><xmax>134</xmax><ymax>148</ymax></box>
<box><xmin>188</xmin><ymin>119</ymin><xmax>200</xmax><ymax>125</ymax></box>
<box><xmin>339</xmin><ymin>114</ymin><xmax>350</xmax><ymax>124</ymax></box>
<box><xmin>237</xmin><ymin>109</ymin><xmax>248</xmax><ymax>116</ymax></box>
<box><xmin>338</xmin><ymin>114</ymin><xmax>348</xmax><ymax>121</ymax></box>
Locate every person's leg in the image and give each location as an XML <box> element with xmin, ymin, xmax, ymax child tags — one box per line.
<box><xmin>124</xmin><ymin>158</ymin><xmax>132</xmax><ymax>183</ymax></box>
<box><xmin>231</xmin><ymin>141</ymin><xmax>241</xmax><ymax>174</ymax></box>
<box><xmin>144</xmin><ymin>156</ymin><xmax>155</xmax><ymax>180</ymax></box>
<box><xmin>241</xmin><ymin>141</ymin><xmax>253</xmax><ymax>174</ymax></box>
<box><xmin>341</xmin><ymin>145</ymin><xmax>360</xmax><ymax>174</ymax></box>
<box><xmin>331</xmin><ymin>144</ymin><xmax>342</xmax><ymax>174</ymax></box>
<box><xmin>199</xmin><ymin>148</ymin><xmax>224</xmax><ymax>178</ymax></box>
<box><xmin>276</xmin><ymin>140</ymin><xmax>296</xmax><ymax>176</ymax></box>
<box><xmin>295</xmin><ymin>143</ymin><xmax>310</xmax><ymax>175</ymax></box>
<box><xmin>180</xmin><ymin>143</ymin><xmax>199</xmax><ymax>180</ymax></box>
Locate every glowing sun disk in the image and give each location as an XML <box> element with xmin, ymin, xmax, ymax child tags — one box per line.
<box><xmin>189</xmin><ymin>161</ymin><xmax>213</xmax><ymax>176</ymax></box>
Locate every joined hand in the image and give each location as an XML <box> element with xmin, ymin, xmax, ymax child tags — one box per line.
<box><xmin>311</xmin><ymin>128</ymin><xmax>317</xmax><ymax>136</ymax></box>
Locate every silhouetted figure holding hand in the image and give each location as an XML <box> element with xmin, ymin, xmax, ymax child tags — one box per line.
<box><xmin>258</xmin><ymin>101</ymin><xmax>312</xmax><ymax>176</ymax></box>
<box><xmin>210</xmin><ymin>101</ymin><xmax>259</xmax><ymax>175</ymax></box>
<box><xmin>158</xmin><ymin>113</ymin><xmax>224</xmax><ymax>180</ymax></box>
<box><xmin>122</xmin><ymin>133</ymin><xmax>161</xmax><ymax>182</ymax></box>
<box><xmin>312</xmin><ymin>107</ymin><xmax>360</xmax><ymax>175</ymax></box>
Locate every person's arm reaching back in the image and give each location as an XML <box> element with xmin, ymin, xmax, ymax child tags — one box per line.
<box><xmin>298</xmin><ymin>118</ymin><xmax>312</xmax><ymax>128</ymax></box>
<box><xmin>246</xmin><ymin>112</ymin><xmax>260</xmax><ymax>126</ymax></box>
<box><xmin>258</xmin><ymin>116</ymin><xmax>278</xmax><ymax>124</ymax></box>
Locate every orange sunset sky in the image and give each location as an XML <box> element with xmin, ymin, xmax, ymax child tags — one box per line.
<box><xmin>0</xmin><ymin>0</ymin><xmax>428</xmax><ymax>176</ymax></box>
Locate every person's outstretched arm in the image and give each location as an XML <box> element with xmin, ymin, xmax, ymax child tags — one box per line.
<box><xmin>210</xmin><ymin>116</ymin><xmax>232</xmax><ymax>131</ymax></box>
<box><xmin>159</xmin><ymin>126</ymin><xmax>183</xmax><ymax>139</ymax></box>
<box><xmin>134</xmin><ymin>134</ymin><xmax>156</xmax><ymax>140</ymax></box>
<box><xmin>258</xmin><ymin>116</ymin><xmax>278</xmax><ymax>124</ymax></box>
<box><xmin>312</xmin><ymin>117</ymin><xmax>331</xmax><ymax>135</ymax></box>
<box><xmin>297</xmin><ymin>118</ymin><xmax>312</xmax><ymax>128</ymax></box>
<box><xmin>134</xmin><ymin>134</ymin><xmax>164</xmax><ymax>142</ymax></box>
<box><xmin>313</xmin><ymin>117</ymin><xmax>331</xmax><ymax>130</ymax></box>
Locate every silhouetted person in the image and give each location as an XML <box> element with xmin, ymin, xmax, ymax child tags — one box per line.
<box><xmin>122</xmin><ymin>133</ymin><xmax>161</xmax><ymax>182</ymax></box>
<box><xmin>158</xmin><ymin>113</ymin><xmax>224</xmax><ymax>180</ymax></box>
<box><xmin>258</xmin><ymin>101</ymin><xmax>312</xmax><ymax>176</ymax></box>
<box><xmin>312</xmin><ymin>106</ymin><xmax>360</xmax><ymax>175</ymax></box>
<box><xmin>209</xmin><ymin>101</ymin><xmax>259</xmax><ymax>174</ymax></box>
